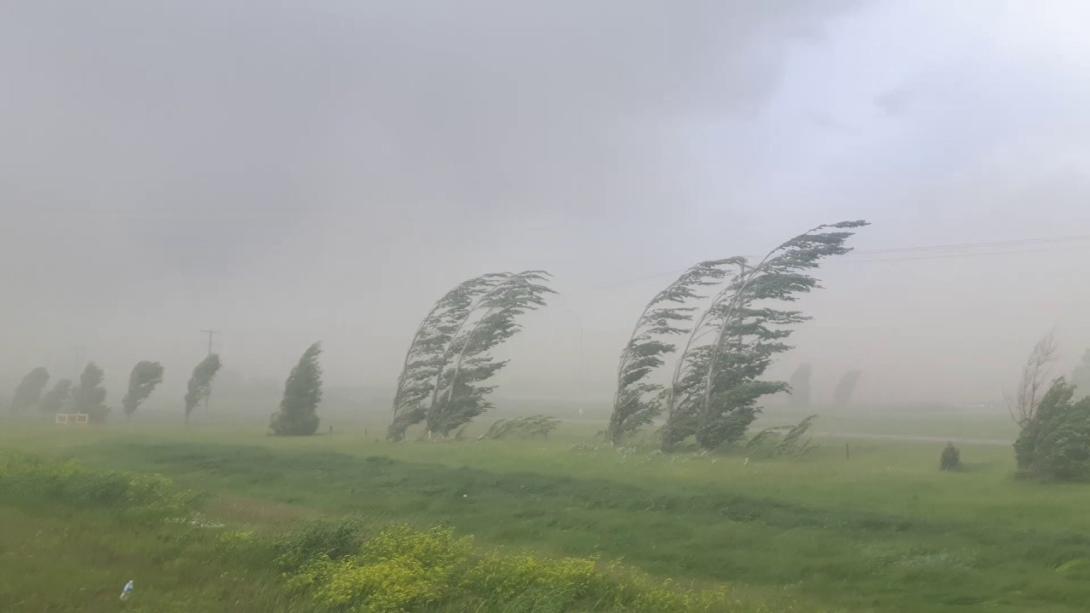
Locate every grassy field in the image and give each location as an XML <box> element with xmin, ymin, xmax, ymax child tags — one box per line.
<box><xmin>2</xmin><ymin>414</ymin><xmax>1089</xmax><ymax>612</ymax></box>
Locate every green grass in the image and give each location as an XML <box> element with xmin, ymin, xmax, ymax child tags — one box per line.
<box><xmin>2</xmin><ymin>419</ymin><xmax>1090</xmax><ymax>611</ymax></box>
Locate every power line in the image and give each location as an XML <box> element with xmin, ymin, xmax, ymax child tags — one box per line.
<box><xmin>200</xmin><ymin>329</ymin><xmax>218</xmax><ymax>356</ymax></box>
<box><xmin>582</xmin><ymin>234</ymin><xmax>1090</xmax><ymax>292</ymax></box>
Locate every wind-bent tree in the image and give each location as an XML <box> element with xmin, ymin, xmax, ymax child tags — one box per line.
<box><xmin>1008</xmin><ymin>332</ymin><xmax>1057</xmax><ymax>426</ymax></box>
<box><xmin>833</xmin><ymin>370</ymin><xmax>863</xmax><ymax>406</ymax></box>
<box><xmin>662</xmin><ymin>221</ymin><xmax>867</xmax><ymax>451</ymax></box>
<box><xmin>11</xmin><ymin>367</ymin><xmax>49</xmax><ymax>413</ymax></box>
<box><xmin>184</xmin><ymin>354</ymin><xmax>222</xmax><ymax>423</ymax></box>
<box><xmin>388</xmin><ymin>271</ymin><xmax>554</xmax><ymax>440</ymax></box>
<box><xmin>388</xmin><ymin>274</ymin><xmax>510</xmax><ymax>440</ymax></box>
<box><xmin>72</xmin><ymin>362</ymin><xmax>109</xmax><ymax>423</ymax></box>
<box><xmin>122</xmin><ymin>361</ymin><xmax>164</xmax><ymax>419</ymax></box>
<box><xmin>608</xmin><ymin>260</ymin><xmax>737</xmax><ymax>445</ymax></box>
<box><xmin>426</xmin><ymin>272</ymin><xmax>555</xmax><ymax>437</ymax></box>
<box><xmin>788</xmin><ymin>363</ymin><xmax>813</xmax><ymax>408</ymax></box>
<box><xmin>1014</xmin><ymin>378</ymin><xmax>1090</xmax><ymax>480</ymax></box>
<box><xmin>39</xmin><ymin>379</ymin><xmax>72</xmax><ymax>413</ymax></box>
<box><xmin>270</xmin><ymin>342</ymin><xmax>322</xmax><ymax>436</ymax></box>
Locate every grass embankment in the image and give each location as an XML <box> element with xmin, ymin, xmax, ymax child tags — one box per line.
<box><xmin>0</xmin><ymin>450</ymin><xmax>762</xmax><ymax>612</ymax></box>
<box><xmin>4</xmin><ymin>421</ymin><xmax>1090</xmax><ymax>611</ymax></box>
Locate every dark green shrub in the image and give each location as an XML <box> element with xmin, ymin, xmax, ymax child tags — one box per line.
<box><xmin>1014</xmin><ymin>378</ymin><xmax>1090</xmax><ymax>480</ymax></box>
<box><xmin>940</xmin><ymin>443</ymin><xmax>961</xmax><ymax>471</ymax></box>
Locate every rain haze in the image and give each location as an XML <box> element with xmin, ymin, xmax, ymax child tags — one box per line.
<box><xmin>4</xmin><ymin>0</ymin><xmax>1090</xmax><ymax>412</ymax></box>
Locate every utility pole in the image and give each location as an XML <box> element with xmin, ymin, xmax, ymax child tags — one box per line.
<box><xmin>200</xmin><ymin>329</ymin><xmax>218</xmax><ymax>356</ymax></box>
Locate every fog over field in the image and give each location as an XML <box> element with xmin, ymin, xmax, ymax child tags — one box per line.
<box><xmin>4</xmin><ymin>1</ymin><xmax>1090</xmax><ymax>409</ymax></box>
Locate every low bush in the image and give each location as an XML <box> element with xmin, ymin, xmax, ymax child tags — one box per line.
<box><xmin>282</xmin><ymin>523</ymin><xmax>734</xmax><ymax>612</ymax></box>
<box><xmin>940</xmin><ymin>443</ymin><xmax>961</xmax><ymax>471</ymax></box>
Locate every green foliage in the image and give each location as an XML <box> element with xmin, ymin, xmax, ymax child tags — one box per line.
<box><xmin>185</xmin><ymin>353</ymin><xmax>222</xmax><ymax>421</ymax></box>
<box><xmin>389</xmin><ymin>274</ymin><xmax>509</xmax><ymax>441</ymax></box>
<box><xmin>745</xmin><ymin>415</ymin><xmax>818</xmax><ymax>458</ymax></box>
<box><xmin>38</xmin><ymin>378</ymin><xmax>72</xmax><ymax>413</ymax></box>
<box><xmin>122</xmin><ymin>360</ymin><xmax>165</xmax><ymax>418</ymax></box>
<box><xmin>609</xmin><ymin>260</ymin><xmax>738</xmax><ymax>445</ymax></box>
<box><xmin>71</xmin><ymin>362</ymin><xmax>109</xmax><ymax>423</ymax></box>
<box><xmin>391</xmin><ymin>271</ymin><xmax>555</xmax><ymax>440</ymax></box>
<box><xmin>1014</xmin><ymin>378</ymin><xmax>1090</xmax><ymax>480</ymax></box>
<box><xmin>481</xmin><ymin>415</ymin><xmax>560</xmax><ymax>440</ymax></box>
<box><xmin>10</xmin><ymin>366</ymin><xmax>49</xmax><ymax>413</ymax></box>
<box><xmin>0</xmin><ymin>452</ymin><xmax>195</xmax><ymax>520</ymax></box>
<box><xmin>664</xmin><ymin>221</ymin><xmax>867</xmax><ymax>451</ymax></box>
<box><xmin>271</xmin><ymin>342</ymin><xmax>323</xmax><ymax>436</ymax></box>
<box><xmin>425</xmin><ymin>271</ymin><xmax>555</xmax><ymax>437</ymax></box>
<box><xmin>940</xmin><ymin>443</ymin><xmax>961</xmax><ymax>471</ymax></box>
<box><xmin>285</xmin><ymin>524</ymin><xmax>733</xmax><ymax>613</ymax></box>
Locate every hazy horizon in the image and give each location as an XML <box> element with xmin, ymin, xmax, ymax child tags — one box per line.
<box><xmin>5</xmin><ymin>1</ymin><xmax>1090</xmax><ymax>412</ymax></box>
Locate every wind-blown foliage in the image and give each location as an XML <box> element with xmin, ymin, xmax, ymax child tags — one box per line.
<box><xmin>607</xmin><ymin>260</ymin><xmax>738</xmax><ymax>445</ymax></box>
<box><xmin>425</xmin><ymin>271</ymin><xmax>555</xmax><ymax>437</ymax></box>
<box><xmin>184</xmin><ymin>354</ymin><xmax>222</xmax><ymax>422</ymax></box>
<box><xmin>39</xmin><ymin>379</ymin><xmax>72</xmax><ymax>413</ymax></box>
<box><xmin>663</xmin><ymin>221</ymin><xmax>867</xmax><ymax>451</ymax></box>
<box><xmin>271</xmin><ymin>342</ymin><xmax>323</xmax><ymax>436</ymax></box>
<box><xmin>10</xmin><ymin>367</ymin><xmax>49</xmax><ymax>414</ymax></box>
<box><xmin>71</xmin><ymin>363</ymin><xmax>108</xmax><ymax>423</ymax></box>
<box><xmin>388</xmin><ymin>274</ymin><xmax>509</xmax><ymax>441</ymax></box>
<box><xmin>832</xmin><ymin>370</ymin><xmax>863</xmax><ymax>406</ymax></box>
<box><xmin>481</xmin><ymin>415</ymin><xmax>560</xmax><ymax>440</ymax></box>
<box><xmin>1071</xmin><ymin>349</ymin><xmax>1090</xmax><ymax>399</ymax></box>
<box><xmin>1014</xmin><ymin>378</ymin><xmax>1090</xmax><ymax>480</ymax></box>
<box><xmin>122</xmin><ymin>361</ymin><xmax>164</xmax><ymax>419</ymax></box>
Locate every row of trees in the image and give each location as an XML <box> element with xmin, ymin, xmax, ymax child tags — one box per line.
<box><xmin>788</xmin><ymin>364</ymin><xmax>864</xmax><ymax>408</ymax></box>
<box><xmin>384</xmin><ymin>225</ymin><xmax>869</xmax><ymax>446</ymax></box>
<box><xmin>8</xmin><ymin>343</ymin><xmax>326</xmax><ymax>437</ymax></box>
<box><xmin>9</xmin><ymin>355</ymin><xmax>219</xmax><ymax>424</ymax></box>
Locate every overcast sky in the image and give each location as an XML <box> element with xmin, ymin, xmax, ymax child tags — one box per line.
<box><xmin>3</xmin><ymin>1</ymin><xmax>1090</xmax><ymax>410</ymax></box>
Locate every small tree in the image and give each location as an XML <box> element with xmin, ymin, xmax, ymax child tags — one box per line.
<box><xmin>39</xmin><ymin>379</ymin><xmax>73</xmax><ymax>413</ymax></box>
<box><xmin>940</xmin><ymin>443</ymin><xmax>961</xmax><ymax>471</ymax></box>
<box><xmin>788</xmin><ymin>364</ymin><xmax>813</xmax><ymax>408</ymax></box>
<box><xmin>122</xmin><ymin>361</ymin><xmax>164</xmax><ymax>420</ymax></box>
<box><xmin>184</xmin><ymin>354</ymin><xmax>222</xmax><ymax>423</ymax></box>
<box><xmin>1008</xmin><ymin>332</ymin><xmax>1058</xmax><ymax>426</ymax></box>
<box><xmin>270</xmin><ymin>342</ymin><xmax>323</xmax><ymax>436</ymax></box>
<box><xmin>11</xmin><ymin>367</ymin><xmax>49</xmax><ymax>413</ymax></box>
<box><xmin>71</xmin><ymin>363</ymin><xmax>109</xmax><ymax>423</ymax></box>
<box><xmin>1014</xmin><ymin>378</ymin><xmax>1090</xmax><ymax>480</ymax></box>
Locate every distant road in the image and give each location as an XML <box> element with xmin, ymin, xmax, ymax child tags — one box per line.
<box><xmin>815</xmin><ymin>431</ymin><xmax>1012</xmax><ymax>446</ymax></box>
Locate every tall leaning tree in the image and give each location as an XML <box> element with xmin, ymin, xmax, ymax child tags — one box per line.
<box><xmin>662</xmin><ymin>221</ymin><xmax>867</xmax><ymax>451</ymax></box>
<box><xmin>122</xmin><ymin>361</ymin><xmax>165</xmax><ymax>420</ymax></box>
<box><xmin>39</xmin><ymin>378</ymin><xmax>73</xmax><ymax>413</ymax></box>
<box><xmin>607</xmin><ymin>260</ymin><xmax>738</xmax><ymax>445</ymax></box>
<box><xmin>388</xmin><ymin>273</ymin><xmax>510</xmax><ymax>440</ymax></box>
<box><xmin>184</xmin><ymin>353</ymin><xmax>221</xmax><ymax>423</ymax></box>
<box><xmin>11</xmin><ymin>367</ymin><xmax>49</xmax><ymax>414</ymax></box>
<box><xmin>389</xmin><ymin>271</ymin><xmax>555</xmax><ymax>440</ymax></box>
<box><xmin>270</xmin><ymin>342</ymin><xmax>322</xmax><ymax>436</ymax></box>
